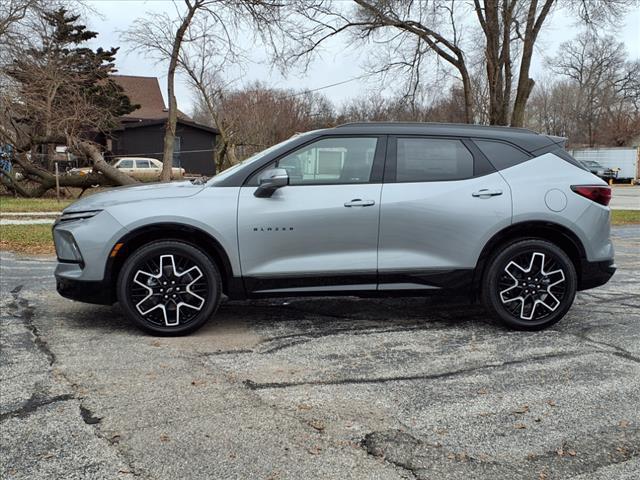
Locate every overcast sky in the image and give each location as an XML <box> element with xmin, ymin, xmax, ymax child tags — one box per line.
<box><xmin>85</xmin><ymin>0</ymin><xmax>640</xmax><ymax>115</ymax></box>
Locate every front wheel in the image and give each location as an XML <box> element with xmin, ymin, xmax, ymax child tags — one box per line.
<box><xmin>117</xmin><ymin>240</ymin><xmax>221</xmax><ymax>335</ymax></box>
<box><xmin>482</xmin><ymin>239</ymin><xmax>577</xmax><ymax>330</ymax></box>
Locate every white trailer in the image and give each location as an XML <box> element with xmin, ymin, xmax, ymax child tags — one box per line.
<box><xmin>569</xmin><ymin>147</ymin><xmax>639</xmax><ymax>184</ymax></box>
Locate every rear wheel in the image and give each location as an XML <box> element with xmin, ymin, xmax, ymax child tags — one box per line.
<box><xmin>482</xmin><ymin>239</ymin><xmax>577</xmax><ymax>330</ymax></box>
<box><xmin>117</xmin><ymin>240</ymin><xmax>221</xmax><ymax>335</ymax></box>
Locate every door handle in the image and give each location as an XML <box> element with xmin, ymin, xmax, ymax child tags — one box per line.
<box><xmin>344</xmin><ymin>199</ymin><xmax>376</xmax><ymax>207</ymax></box>
<box><xmin>472</xmin><ymin>189</ymin><xmax>503</xmax><ymax>198</ymax></box>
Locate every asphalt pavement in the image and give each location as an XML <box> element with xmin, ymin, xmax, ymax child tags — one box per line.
<box><xmin>1</xmin><ymin>227</ymin><xmax>638</xmax><ymax>479</ymax></box>
<box><xmin>610</xmin><ymin>186</ymin><xmax>640</xmax><ymax>210</ymax></box>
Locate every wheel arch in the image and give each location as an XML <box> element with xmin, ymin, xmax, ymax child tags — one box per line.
<box><xmin>104</xmin><ymin>222</ymin><xmax>243</xmax><ymax>300</ymax></box>
<box><xmin>473</xmin><ymin>221</ymin><xmax>586</xmax><ymax>294</ymax></box>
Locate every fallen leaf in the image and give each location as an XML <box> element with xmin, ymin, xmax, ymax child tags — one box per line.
<box><xmin>150</xmin><ymin>340</ymin><xmax>161</xmax><ymax>347</ymax></box>
<box><xmin>513</xmin><ymin>405</ymin><xmax>529</xmax><ymax>414</ymax></box>
<box><xmin>306</xmin><ymin>446</ymin><xmax>322</xmax><ymax>455</ymax></box>
<box><xmin>514</xmin><ymin>423</ymin><xmax>527</xmax><ymax>429</ymax></box>
<box><xmin>159</xmin><ymin>433</ymin><xmax>170</xmax><ymax>442</ymax></box>
<box><xmin>567</xmin><ymin>449</ymin><xmax>577</xmax><ymax>457</ymax></box>
<box><xmin>619</xmin><ymin>420</ymin><xmax>630</xmax><ymax>428</ymax></box>
<box><xmin>297</xmin><ymin>403</ymin><xmax>312</xmax><ymax>411</ymax></box>
<box><xmin>547</xmin><ymin>400</ymin><xmax>557</xmax><ymax>407</ymax></box>
<box><xmin>191</xmin><ymin>379</ymin><xmax>205</xmax><ymax>386</ymax></box>
<box><xmin>477</xmin><ymin>388</ymin><xmax>488</xmax><ymax>395</ymax></box>
<box><xmin>308</xmin><ymin>419</ymin><xmax>325</xmax><ymax>432</ymax></box>
<box><xmin>556</xmin><ymin>448</ymin><xmax>564</xmax><ymax>456</ymax></box>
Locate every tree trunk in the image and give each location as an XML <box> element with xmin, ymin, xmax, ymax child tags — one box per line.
<box><xmin>74</xmin><ymin>141</ymin><xmax>139</xmax><ymax>186</ymax></box>
<box><xmin>510</xmin><ymin>0</ymin><xmax>555</xmax><ymax>127</ymax></box>
<box><xmin>161</xmin><ymin>1</ymin><xmax>200</xmax><ymax>182</ymax></box>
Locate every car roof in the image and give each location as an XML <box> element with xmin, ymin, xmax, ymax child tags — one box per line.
<box><xmin>116</xmin><ymin>157</ymin><xmax>159</xmax><ymax>162</ymax></box>
<box><xmin>328</xmin><ymin>122</ymin><xmax>560</xmax><ymax>152</ymax></box>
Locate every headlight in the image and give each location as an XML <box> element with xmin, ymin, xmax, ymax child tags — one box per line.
<box><xmin>53</xmin><ymin>229</ymin><xmax>83</xmax><ymax>262</ymax></box>
<box><xmin>58</xmin><ymin>210</ymin><xmax>101</xmax><ymax>223</ymax></box>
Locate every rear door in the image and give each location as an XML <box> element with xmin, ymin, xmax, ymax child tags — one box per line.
<box><xmin>378</xmin><ymin>136</ymin><xmax>512</xmax><ymax>291</ymax></box>
<box><xmin>237</xmin><ymin>136</ymin><xmax>386</xmax><ymax>294</ymax></box>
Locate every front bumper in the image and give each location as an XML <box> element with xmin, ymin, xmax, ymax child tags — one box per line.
<box><xmin>56</xmin><ymin>275</ymin><xmax>115</xmax><ymax>305</ymax></box>
<box><xmin>579</xmin><ymin>259</ymin><xmax>616</xmax><ymax>290</ymax></box>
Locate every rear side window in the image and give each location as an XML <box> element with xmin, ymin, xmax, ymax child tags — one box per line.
<box><xmin>474</xmin><ymin>140</ymin><xmax>530</xmax><ymax>171</ymax></box>
<box><xmin>396</xmin><ymin>138</ymin><xmax>474</xmax><ymax>182</ymax></box>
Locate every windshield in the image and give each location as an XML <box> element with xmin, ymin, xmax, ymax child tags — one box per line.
<box><xmin>582</xmin><ymin>161</ymin><xmax>602</xmax><ymax>168</ymax></box>
<box><xmin>208</xmin><ymin>131</ymin><xmax>318</xmax><ymax>186</ymax></box>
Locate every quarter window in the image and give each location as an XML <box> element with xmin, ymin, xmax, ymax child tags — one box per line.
<box><xmin>474</xmin><ymin>140</ymin><xmax>530</xmax><ymax>171</ymax></box>
<box><xmin>251</xmin><ymin>137</ymin><xmax>378</xmax><ymax>185</ymax></box>
<box><xmin>396</xmin><ymin>138</ymin><xmax>474</xmax><ymax>182</ymax></box>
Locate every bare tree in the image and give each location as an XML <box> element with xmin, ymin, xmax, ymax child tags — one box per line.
<box><xmin>277</xmin><ymin>0</ymin><xmax>634</xmax><ymax>126</ymax></box>
<box><xmin>123</xmin><ymin>0</ymin><xmax>285</xmax><ymax>180</ymax></box>
<box><xmin>550</xmin><ymin>31</ymin><xmax>639</xmax><ymax>146</ymax></box>
<box><xmin>1</xmin><ymin>7</ymin><xmax>138</xmax><ymax>197</ymax></box>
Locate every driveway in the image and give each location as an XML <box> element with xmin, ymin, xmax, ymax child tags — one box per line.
<box><xmin>611</xmin><ymin>186</ymin><xmax>640</xmax><ymax>210</ymax></box>
<box><xmin>1</xmin><ymin>227</ymin><xmax>638</xmax><ymax>479</ymax></box>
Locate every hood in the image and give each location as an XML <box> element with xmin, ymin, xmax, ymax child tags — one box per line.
<box><xmin>65</xmin><ymin>181</ymin><xmax>205</xmax><ymax>212</ymax></box>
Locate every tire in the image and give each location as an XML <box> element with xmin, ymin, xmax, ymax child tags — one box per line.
<box><xmin>117</xmin><ymin>240</ymin><xmax>221</xmax><ymax>336</ymax></box>
<box><xmin>481</xmin><ymin>239</ymin><xmax>577</xmax><ymax>330</ymax></box>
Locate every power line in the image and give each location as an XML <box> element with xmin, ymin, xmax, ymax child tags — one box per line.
<box><xmin>276</xmin><ymin>71</ymin><xmax>378</xmax><ymax>100</ymax></box>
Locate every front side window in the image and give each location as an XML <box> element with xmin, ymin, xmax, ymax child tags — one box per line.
<box><xmin>251</xmin><ymin>137</ymin><xmax>378</xmax><ymax>186</ymax></box>
<box><xmin>396</xmin><ymin>138</ymin><xmax>474</xmax><ymax>182</ymax></box>
<box><xmin>117</xmin><ymin>159</ymin><xmax>134</xmax><ymax>169</ymax></box>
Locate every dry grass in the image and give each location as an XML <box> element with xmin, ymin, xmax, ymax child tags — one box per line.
<box><xmin>611</xmin><ymin>210</ymin><xmax>640</xmax><ymax>225</ymax></box>
<box><xmin>0</xmin><ymin>197</ymin><xmax>72</xmax><ymax>213</ymax></box>
<box><xmin>0</xmin><ymin>224</ymin><xmax>55</xmax><ymax>254</ymax></box>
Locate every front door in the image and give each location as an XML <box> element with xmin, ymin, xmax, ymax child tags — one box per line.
<box><xmin>237</xmin><ymin>136</ymin><xmax>385</xmax><ymax>294</ymax></box>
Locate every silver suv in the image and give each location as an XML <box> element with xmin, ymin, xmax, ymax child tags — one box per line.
<box><xmin>54</xmin><ymin>123</ymin><xmax>615</xmax><ymax>335</ymax></box>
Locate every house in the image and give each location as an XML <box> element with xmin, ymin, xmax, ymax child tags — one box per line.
<box><xmin>106</xmin><ymin>75</ymin><xmax>219</xmax><ymax>176</ymax></box>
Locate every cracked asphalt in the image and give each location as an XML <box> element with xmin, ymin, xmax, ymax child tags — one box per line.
<box><xmin>1</xmin><ymin>226</ymin><xmax>639</xmax><ymax>479</ymax></box>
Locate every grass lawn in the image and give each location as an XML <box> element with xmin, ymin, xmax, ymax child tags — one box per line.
<box><xmin>0</xmin><ymin>224</ymin><xmax>54</xmax><ymax>255</ymax></box>
<box><xmin>0</xmin><ymin>197</ymin><xmax>72</xmax><ymax>213</ymax></box>
<box><xmin>611</xmin><ymin>210</ymin><xmax>640</xmax><ymax>225</ymax></box>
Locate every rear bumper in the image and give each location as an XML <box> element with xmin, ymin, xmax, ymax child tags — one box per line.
<box><xmin>56</xmin><ymin>276</ymin><xmax>115</xmax><ymax>305</ymax></box>
<box><xmin>579</xmin><ymin>259</ymin><xmax>616</xmax><ymax>291</ymax></box>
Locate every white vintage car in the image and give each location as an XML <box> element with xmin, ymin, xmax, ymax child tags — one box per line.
<box><xmin>70</xmin><ymin>157</ymin><xmax>185</xmax><ymax>180</ymax></box>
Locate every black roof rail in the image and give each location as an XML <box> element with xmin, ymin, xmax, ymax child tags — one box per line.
<box><xmin>335</xmin><ymin>121</ymin><xmax>538</xmax><ymax>134</ymax></box>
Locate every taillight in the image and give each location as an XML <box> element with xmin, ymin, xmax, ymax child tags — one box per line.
<box><xmin>571</xmin><ymin>185</ymin><xmax>611</xmax><ymax>206</ymax></box>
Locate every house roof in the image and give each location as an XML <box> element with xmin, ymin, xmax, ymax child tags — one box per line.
<box><xmin>111</xmin><ymin>74</ymin><xmax>191</xmax><ymax>120</ymax></box>
<box><xmin>115</xmin><ymin>117</ymin><xmax>219</xmax><ymax>135</ymax></box>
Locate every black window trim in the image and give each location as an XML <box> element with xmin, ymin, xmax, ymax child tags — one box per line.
<box><xmin>384</xmin><ymin>134</ymin><xmax>496</xmax><ymax>184</ymax></box>
<box><xmin>242</xmin><ymin>134</ymin><xmax>388</xmax><ymax>187</ymax></box>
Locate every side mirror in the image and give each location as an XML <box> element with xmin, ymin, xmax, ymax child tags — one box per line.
<box><xmin>254</xmin><ymin>168</ymin><xmax>289</xmax><ymax>198</ymax></box>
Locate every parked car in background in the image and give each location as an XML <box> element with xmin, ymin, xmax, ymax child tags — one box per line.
<box><xmin>54</xmin><ymin>123</ymin><xmax>615</xmax><ymax>335</ymax></box>
<box><xmin>70</xmin><ymin>157</ymin><xmax>185</xmax><ymax>180</ymax></box>
<box><xmin>578</xmin><ymin>159</ymin><xmax>617</xmax><ymax>181</ymax></box>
